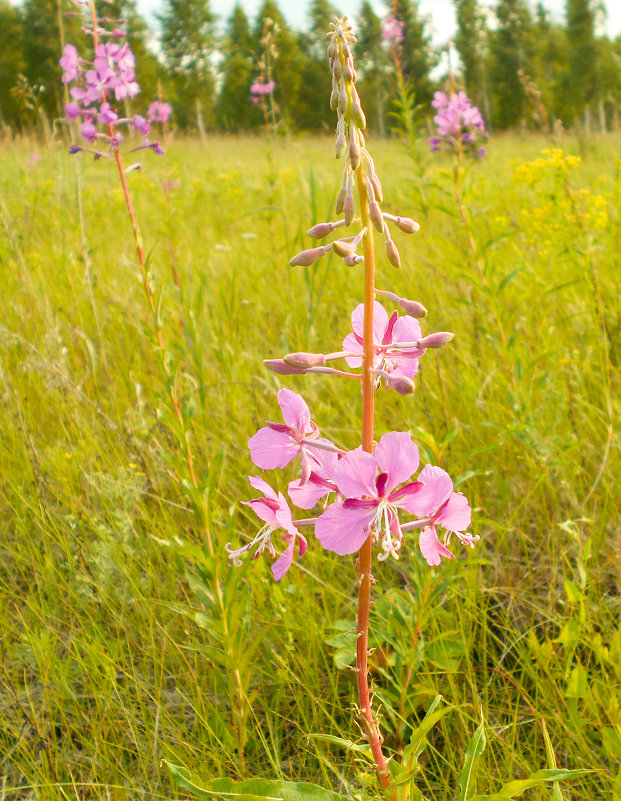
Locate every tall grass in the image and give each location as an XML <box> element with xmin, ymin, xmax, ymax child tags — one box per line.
<box><xmin>0</xmin><ymin>132</ymin><xmax>619</xmax><ymax>800</ymax></box>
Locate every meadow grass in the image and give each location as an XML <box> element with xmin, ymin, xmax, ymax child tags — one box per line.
<box><xmin>0</xmin><ymin>131</ymin><xmax>619</xmax><ymax>800</ymax></box>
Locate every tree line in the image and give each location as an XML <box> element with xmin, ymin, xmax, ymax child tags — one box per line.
<box><xmin>0</xmin><ymin>0</ymin><xmax>619</xmax><ymax>134</ymax></box>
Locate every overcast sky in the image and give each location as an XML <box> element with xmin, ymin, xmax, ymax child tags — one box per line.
<box><xmin>136</xmin><ymin>0</ymin><xmax>621</xmax><ymax>42</ymax></box>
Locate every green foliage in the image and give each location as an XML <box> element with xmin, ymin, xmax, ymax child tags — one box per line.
<box><xmin>0</xmin><ymin>134</ymin><xmax>618</xmax><ymax>800</ymax></box>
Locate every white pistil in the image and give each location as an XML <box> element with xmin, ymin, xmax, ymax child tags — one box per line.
<box><xmin>225</xmin><ymin>524</ymin><xmax>275</xmax><ymax>566</ymax></box>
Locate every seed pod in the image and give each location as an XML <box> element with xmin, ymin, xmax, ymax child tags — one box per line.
<box><xmin>283</xmin><ymin>352</ymin><xmax>326</xmax><ymax>369</ymax></box>
<box><xmin>343</xmin><ymin>194</ymin><xmax>355</xmax><ymax>226</ymax></box>
<box><xmin>370</xmin><ymin>200</ymin><xmax>384</xmax><ymax>233</ymax></box>
<box><xmin>385</xmin><ymin>239</ymin><xmax>401</xmax><ymax>268</ymax></box>
<box><xmin>289</xmin><ymin>246</ymin><xmax>327</xmax><ymax>267</ymax></box>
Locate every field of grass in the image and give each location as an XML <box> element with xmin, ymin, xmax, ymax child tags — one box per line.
<box><xmin>0</xmin><ymin>131</ymin><xmax>619</xmax><ymax>800</ymax></box>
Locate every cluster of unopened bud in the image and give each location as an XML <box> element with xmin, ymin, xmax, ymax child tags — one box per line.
<box><xmin>288</xmin><ymin>18</ymin><xmax>420</xmax><ymax>273</ymax></box>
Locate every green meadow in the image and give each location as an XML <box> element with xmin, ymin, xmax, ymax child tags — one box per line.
<box><xmin>0</xmin><ymin>132</ymin><xmax>619</xmax><ymax>799</ymax></box>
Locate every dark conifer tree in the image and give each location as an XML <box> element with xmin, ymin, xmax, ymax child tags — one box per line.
<box><xmin>388</xmin><ymin>0</ymin><xmax>435</xmax><ymax>106</ymax></box>
<box><xmin>356</xmin><ymin>0</ymin><xmax>385</xmax><ymax>134</ymax></box>
<box><xmin>217</xmin><ymin>4</ymin><xmax>256</xmax><ymax>130</ymax></box>
<box><xmin>454</xmin><ymin>0</ymin><xmax>487</xmax><ymax>113</ymax></box>
<box><xmin>158</xmin><ymin>0</ymin><xmax>215</xmax><ymax>130</ymax></box>
<box><xmin>488</xmin><ymin>0</ymin><xmax>533</xmax><ymax>128</ymax></box>
<box><xmin>565</xmin><ymin>0</ymin><xmax>599</xmax><ymax>128</ymax></box>
<box><xmin>0</xmin><ymin>0</ymin><xmax>26</xmax><ymax>127</ymax></box>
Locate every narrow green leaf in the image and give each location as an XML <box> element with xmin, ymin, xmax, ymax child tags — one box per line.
<box><xmin>402</xmin><ymin>696</ymin><xmax>453</xmax><ymax>771</ymax></box>
<box><xmin>498</xmin><ymin>769</ymin><xmax>593</xmax><ymax>798</ymax></box>
<box><xmin>457</xmin><ymin>716</ymin><xmax>487</xmax><ymax>801</ymax></box>
<box><xmin>163</xmin><ymin>762</ymin><xmax>352</xmax><ymax>801</ymax></box>
<box><xmin>309</xmin><ymin>733</ymin><xmax>373</xmax><ymax>761</ymax></box>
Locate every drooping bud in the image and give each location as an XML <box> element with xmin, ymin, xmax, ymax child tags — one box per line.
<box><xmin>392</xmin><ymin>215</ymin><xmax>420</xmax><ymax>234</ymax></box>
<box><xmin>335</xmin><ymin>132</ymin><xmax>347</xmax><ymax>158</ymax></box>
<box><xmin>374</xmin><ymin>289</ymin><xmax>427</xmax><ymax>318</ymax></box>
<box><xmin>343</xmin><ymin>61</ymin><xmax>354</xmax><ymax>82</ymax></box>
<box><xmin>370</xmin><ymin>200</ymin><xmax>384</xmax><ymax>233</ymax></box>
<box><xmin>352</xmin><ymin>96</ymin><xmax>366</xmax><ymax>130</ymax></box>
<box><xmin>370</xmin><ymin>173</ymin><xmax>383</xmax><ymax>202</ymax></box>
<box><xmin>387</xmin><ymin>374</ymin><xmax>416</xmax><ymax>395</ymax></box>
<box><xmin>264</xmin><ymin>359</ymin><xmax>308</xmax><ymax>375</ymax></box>
<box><xmin>343</xmin><ymin>253</ymin><xmax>364</xmax><ymax>266</ymax></box>
<box><xmin>417</xmin><ymin>332</ymin><xmax>454</xmax><ymax>349</ymax></box>
<box><xmin>332</xmin><ymin>58</ymin><xmax>342</xmax><ymax>81</ymax></box>
<box><xmin>338</xmin><ymin>83</ymin><xmax>348</xmax><ymax>115</ymax></box>
<box><xmin>335</xmin><ymin>186</ymin><xmax>346</xmax><ymax>215</ymax></box>
<box><xmin>307</xmin><ymin>222</ymin><xmax>334</xmax><ymax>239</ymax></box>
<box><xmin>283</xmin><ymin>352</ymin><xmax>326</xmax><ymax>369</ymax></box>
<box><xmin>331</xmin><ymin>238</ymin><xmax>356</xmax><ymax>258</ymax></box>
<box><xmin>343</xmin><ymin>193</ymin><xmax>355</xmax><ymax>226</ymax></box>
<box><xmin>385</xmin><ymin>239</ymin><xmax>401</xmax><ymax>268</ymax></box>
<box><xmin>349</xmin><ymin>140</ymin><xmax>361</xmax><ymax>170</ymax></box>
<box><xmin>330</xmin><ymin>87</ymin><xmax>338</xmax><ymax>111</ymax></box>
<box><xmin>289</xmin><ymin>246</ymin><xmax>328</xmax><ymax>267</ymax></box>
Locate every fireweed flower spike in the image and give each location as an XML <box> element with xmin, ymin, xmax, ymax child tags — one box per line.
<box><xmin>430</xmin><ymin>90</ymin><xmax>488</xmax><ymax>156</ymax></box>
<box><xmin>225</xmin><ymin>16</ymin><xmax>478</xmax><ymax>794</ymax></box>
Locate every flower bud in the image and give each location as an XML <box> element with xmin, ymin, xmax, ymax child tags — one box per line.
<box><xmin>385</xmin><ymin>239</ymin><xmax>401</xmax><ymax>268</ymax></box>
<box><xmin>387</xmin><ymin>375</ymin><xmax>416</xmax><ymax>395</ymax></box>
<box><xmin>349</xmin><ymin>141</ymin><xmax>361</xmax><ymax>170</ymax></box>
<box><xmin>335</xmin><ymin>132</ymin><xmax>347</xmax><ymax>158</ymax></box>
<box><xmin>343</xmin><ymin>61</ymin><xmax>354</xmax><ymax>82</ymax></box>
<box><xmin>393</xmin><ymin>216</ymin><xmax>420</xmax><ymax>234</ymax></box>
<box><xmin>332</xmin><ymin>58</ymin><xmax>342</xmax><ymax>81</ymax></box>
<box><xmin>283</xmin><ymin>352</ymin><xmax>326</xmax><ymax>369</ymax></box>
<box><xmin>331</xmin><ymin>238</ymin><xmax>355</xmax><ymax>257</ymax></box>
<box><xmin>417</xmin><ymin>332</ymin><xmax>454</xmax><ymax>349</ymax></box>
<box><xmin>343</xmin><ymin>253</ymin><xmax>364</xmax><ymax>266</ymax></box>
<box><xmin>343</xmin><ymin>194</ymin><xmax>355</xmax><ymax>226</ymax></box>
<box><xmin>289</xmin><ymin>246</ymin><xmax>327</xmax><ymax>267</ymax></box>
<box><xmin>327</xmin><ymin>41</ymin><xmax>336</xmax><ymax>59</ymax></box>
<box><xmin>264</xmin><ymin>359</ymin><xmax>308</xmax><ymax>375</ymax></box>
<box><xmin>338</xmin><ymin>84</ymin><xmax>348</xmax><ymax>116</ymax></box>
<box><xmin>398</xmin><ymin>298</ymin><xmax>427</xmax><ymax>318</ymax></box>
<box><xmin>335</xmin><ymin>186</ymin><xmax>346</xmax><ymax>215</ymax></box>
<box><xmin>307</xmin><ymin>222</ymin><xmax>334</xmax><ymax>239</ymax></box>
<box><xmin>330</xmin><ymin>87</ymin><xmax>338</xmax><ymax>111</ymax></box>
<box><xmin>352</xmin><ymin>97</ymin><xmax>366</xmax><ymax>130</ymax></box>
<box><xmin>370</xmin><ymin>174</ymin><xmax>383</xmax><ymax>202</ymax></box>
<box><xmin>370</xmin><ymin>200</ymin><xmax>384</xmax><ymax>233</ymax></box>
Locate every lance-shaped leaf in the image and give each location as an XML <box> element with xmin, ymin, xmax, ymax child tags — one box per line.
<box><xmin>457</xmin><ymin>716</ymin><xmax>487</xmax><ymax>801</ymax></box>
<box><xmin>163</xmin><ymin>762</ymin><xmax>352</xmax><ymax>801</ymax></box>
<box><xmin>496</xmin><ymin>768</ymin><xmax>593</xmax><ymax>798</ymax></box>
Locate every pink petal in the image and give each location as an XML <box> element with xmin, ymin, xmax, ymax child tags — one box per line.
<box><xmin>272</xmin><ymin>539</ymin><xmax>295</xmax><ymax>580</ymax></box>
<box><xmin>277</xmin><ymin>388</ymin><xmax>312</xmax><ymax>434</ymax></box>
<box><xmin>343</xmin><ymin>332</ymin><xmax>363</xmax><ymax>368</ymax></box>
<box><xmin>315</xmin><ymin>502</ymin><xmax>375</xmax><ymax>555</ymax></box>
<box><xmin>288</xmin><ymin>473</ymin><xmax>334</xmax><ymax>509</ymax></box>
<box><xmin>245</xmin><ymin>498</ymin><xmax>279</xmax><ymax>526</ymax></box>
<box><xmin>350</xmin><ymin>302</ymin><xmax>389</xmax><ymax>344</ymax></box>
<box><xmin>333</xmin><ymin>447</ymin><xmax>378</xmax><ymax>499</ymax></box>
<box><xmin>375</xmin><ymin>431</ymin><xmax>419</xmax><ymax>495</ymax></box>
<box><xmin>392</xmin><ymin>315</ymin><xmax>422</xmax><ymax>347</ymax></box>
<box><xmin>400</xmin><ymin>464</ymin><xmax>453</xmax><ymax>516</ymax></box>
<box><xmin>436</xmin><ymin>492</ymin><xmax>471</xmax><ymax>532</ymax></box>
<box><xmin>248</xmin><ymin>475</ymin><xmax>279</xmax><ymax>501</ymax></box>
<box><xmin>419</xmin><ymin>526</ymin><xmax>455</xmax><ymax>566</ymax></box>
<box><xmin>248</xmin><ymin>426</ymin><xmax>300</xmax><ymax>469</ymax></box>
<box><xmin>388</xmin><ymin>359</ymin><xmax>420</xmax><ymax>380</ymax></box>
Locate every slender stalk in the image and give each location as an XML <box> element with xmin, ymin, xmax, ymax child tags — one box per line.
<box><xmin>355</xmin><ymin>167</ymin><xmax>394</xmax><ymax>796</ymax></box>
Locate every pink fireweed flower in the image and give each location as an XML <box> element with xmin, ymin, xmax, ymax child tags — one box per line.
<box><xmin>430</xmin><ymin>90</ymin><xmax>488</xmax><ymax>155</ymax></box>
<box><xmin>225</xmin><ymin>476</ymin><xmax>307</xmax><ymax>580</ymax></box>
<box><xmin>248</xmin><ymin>388</ymin><xmax>339</xmax><ymax>483</ymax></box>
<box><xmin>60</xmin><ymin>44</ymin><xmax>80</xmax><ymax>83</ymax></box>
<box><xmin>147</xmin><ymin>101</ymin><xmax>172</xmax><ymax>124</ymax></box>
<box><xmin>250</xmin><ymin>80</ymin><xmax>275</xmax><ymax>96</ymax></box>
<box><xmin>382</xmin><ymin>16</ymin><xmax>404</xmax><ymax>46</ymax></box>
<box><xmin>315</xmin><ymin>431</ymin><xmax>425</xmax><ymax>560</ymax></box>
<box><xmin>343</xmin><ymin>301</ymin><xmax>425</xmax><ymax>387</ymax></box>
<box><xmin>403</xmin><ymin>465</ymin><xmax>476</xmax><ymax>566</ymax></box>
